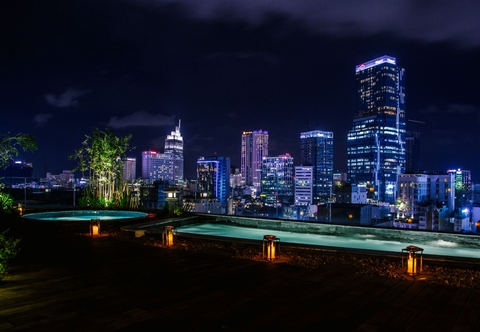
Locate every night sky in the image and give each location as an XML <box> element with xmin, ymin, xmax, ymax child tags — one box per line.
<box><xmin>2</xmin><ymin>0</ymin><xmax>480</xmax><ymax>181</ymax></box>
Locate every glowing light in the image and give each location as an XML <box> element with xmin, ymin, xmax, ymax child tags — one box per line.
<box><xmin>402</xmin><ymin>245</ymin><xmax>423</xmax><ymax>276</ymax></box>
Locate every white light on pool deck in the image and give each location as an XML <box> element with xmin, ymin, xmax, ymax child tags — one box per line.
<box><xmin>175</xmin><ymin>224</ymin><xmax>480</xmax><ymax>259</ymax></box>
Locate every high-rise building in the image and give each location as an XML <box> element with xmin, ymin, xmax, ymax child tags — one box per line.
<box><xmin>405</xmin><ymin>131</ymin><xmax>421</xmax><ymax>173</ymax></box>
<box><xmin>122</xmin><ymin>157</ymin><xmax>136</xmax><ymax>181</ymax></box>
<box><xmin>164</xmin><ymin>120</ymin><xmax>184</xmax><ymax>185</ymax></box>
<box><xmin>299</xmin><ymin>130</ymin><xmax>334</xmax><ymax>203</ymax></box>
<box><xmin>196</xmin><ymin>156</ymin><xmax>231</xmax><ymax>208</ymax></box>
<box><xmin>347</xmin><ymin>55</ymin><xmax>406</xmax><ymax>202</ymax></box>
<box><xmin>241</xmin><ymin>130</ymin><xmax>268</xmax><ymax>194</ymax></box>
<box><xmin>294</xmin><ymin>166</ymin><xmax>313</xmax><ymax>206</ymax></box>
<box><xmin>261</xmin><ymin>154</ymin><xmax>294</xmax><ymax>206</ymax></box>
<box><xmin>141</xmin><ymin>150</ymin><xmax>173</xmax><ymax>181</ymax></box>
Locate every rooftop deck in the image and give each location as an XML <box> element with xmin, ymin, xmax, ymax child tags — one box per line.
<box><xmin>1</xmin><ymin>219</ymin><xmax>480</xmax><ymax>331</ymax></box>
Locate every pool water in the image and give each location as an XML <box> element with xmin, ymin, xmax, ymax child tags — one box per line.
<box><xmin>176</xmin><ymin>223</ymin><xmax>480</xmax><ymax>259</ymax></box>
<box><xmin>23</xmin><ymin>210</ymin><xmax>148</xmax><ymax>221</ymax></box>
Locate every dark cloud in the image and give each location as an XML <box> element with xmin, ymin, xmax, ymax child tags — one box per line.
<box><xmin>45</xmin><ymin>88</ymin><xmax>89</xmax><ymax>108</ymax></box>
<box><xmin>107</xmin><ymin>112</ymin><xmax>175</xmax><ymax>128</ymax></box>
<box><xmin>33</xmin><ymin>113</ymin><xmax>53</xmax><ymax>127</ymax></box>
<box><xmin>139</xmin><ymin>0</ymin><xmax>480</xmax><ymax>47</ymax></box>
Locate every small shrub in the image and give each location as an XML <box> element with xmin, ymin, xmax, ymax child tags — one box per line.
<box><xmin>0</xmin><ymin>229</ymin><xmax>21</xmax><ymax>280</ymax></box>
<box><xmin>0</xmin><ymin>192</ymin><xmax>14</xmax><ymax>214</ymax></box>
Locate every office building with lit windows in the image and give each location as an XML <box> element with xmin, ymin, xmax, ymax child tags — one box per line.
<box><xmin>141</xmin><ymin>150</ymin><xmax>173</xmax><ymax>181</ymax></box>
<box><xmin>347</xmin><ymin>55</ymin><xmax>406</xmax><ymax>202</ymax></box>
<box><xmin>164</xmin><ymin>120</ymin><xmax>184</xmax><ymax>185</ymax></box>
<box><xmin>241</xmin><ymin>130</ymin><xmax>268</xmax><ymax>194</ymax></box>
<box><xmin>294</xmin><ymin>166</ymin><xmax>313</xmax><ymax>206</ymax></box>
<box><xmin>261</xmin><ymin>154</ymin><xmax>294</xmax><ymax>206</ymax></box>
<box><xmin>197</xmin><ymin>156</ymin><xmax>231</xmax><ymax>207</ymax></box>
<box><xmin>299</xmin><ymin>130</ymin><xmax>334</xmax><ymax>203</ymax></box>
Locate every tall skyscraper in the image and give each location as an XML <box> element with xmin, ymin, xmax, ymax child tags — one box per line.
<box><xmin>241</xmin><ymin>130</ymin><xmax>268</xmax><ymax>193</ymax></box>
<box><xmin>299</xmin><ymin>130</ymin><xmax>334</xmax><ymax>203</ymax></box>
<box><xmin>164</xmin><ymin>120</ymin><xmax>184</xmax><ymax>185</ymax></box>
<box><xmin>261</xmin><ymin>154</ymin><xmax>294</xmax><ymax>206</ymax></box>
<box><xmin>347</xmin><ymin>55</ymin><xmax>406</xmax><ymax>202</ymax></box>
<box><xmin>197</xmin><ymin>156</ymin><xmax>231</xmax><ymax>207</ymax></box>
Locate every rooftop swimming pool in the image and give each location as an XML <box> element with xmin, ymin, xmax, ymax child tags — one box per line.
<box><xmin>23</xmin><ymin>210</ymin><xmax>149</xmax><ymax>221</ymax></box>
<box><xmin>174</xmin><ymin>223</ymin><xmax>480</xmax><ymax>259</ymax></box>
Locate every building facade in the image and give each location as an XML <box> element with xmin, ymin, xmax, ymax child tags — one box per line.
<box><xmin>241</xmin><ymin>130</ymin><xmax>268</xmax><ymax>194</ymax></box>
<box><xmin>347</xmin><ymin>55</ymin><xmax>406</xmax><ymax>202</ymax></box>
<box><xmin>398</xmin><ymin>172</ymin><xmax>455</xmax><ymax>220</ymax></box>
<box><xmin>299</xmin><ymin>130</ymin><xmax>334</xmax><ymax>203</ymax></box>
<box><xmin>164</xmin><ymin>120</ymin><xmax>184</xmax><ymax>185</ymax></box>
<box><xmin>294</xmin><ymin>166</ymin><xmax>313</xmax><ymax>206</ymax></box>
<box><xmin>405</xmin><ymin>131</ymin><xmax>421</xmax><ymax>173</ymax></box>
<box><xmin>141</xmin><ymin>150</ymin><xmax>173</xmax><ymax>181</ymax></box>
<box><xmin>122</xmin><ymin>157</ymin><xmax>136</xmax><ymax>181</ymax></box>
<box><xmin>196</xmin><ymin>156</ymin><xmax>231</xmax><ymax>208</ymax></box>
<box><xmin>261</xmin><ymin>154</ymin><xmax>294</xmax><ymax>206</ymax></box>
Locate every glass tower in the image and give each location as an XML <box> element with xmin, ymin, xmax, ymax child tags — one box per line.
<box><xmin>347</xmin><ymin>55</ymin><xmax>406</xmax><ymax>202</ymax></box>
<box><xmin>241</xmin><ymin>130</ymin><xmax>268</xmax><ymax>193</ymax></box>
<box><xmin>164</xmin><ymin>120</ymin><xmax>184</xmax><ymax>185</ymax></box>
<box><xmin>197</xmin><ymin>156</ymin><xmax>231</xmax><ymax>207</ymax></box>
<box><xmin>299</xmin><ymin>130</ymin><xmax>334</xmax><ymax>203</ymax></box>
<box><xmin>261</xmin><ymin>154</ymin><xmax>294</xmax><ymax>206</ymax></box>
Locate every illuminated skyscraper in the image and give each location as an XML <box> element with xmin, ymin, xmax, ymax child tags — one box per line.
<box><xmin>241</xmin><ymin>130</ymin><xmax>268</xmax><ymax>193</ymax></box>
<box><xmin>347</xmin><ymin>55</ymin><xmax>406</xmax><ymax>202</ymax></box>
<box><xmin>261</xmin><ymin>154</ymin><xmax>294</xmax><ymax>206</ymax></box>
<box><xmin>164</xmin><ymin>120</ymin><xmax>184</xmax><ymax>185</ymax></box>
<box><xmin>299</xmin><ymin>130</ymin><xmax>334</xmax><ymax>203</ymax></box>
<box><xmin>197</xmin><ymin>156</ymin><xmax>231</xmax><ymax>207</ymax></box>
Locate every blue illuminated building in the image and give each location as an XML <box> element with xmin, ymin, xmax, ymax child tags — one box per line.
<box><xmin>197</xmin><ymin>156</ymin><xmax>231</xmax><ymax>208</ymax></box>
<box><xmin>347</xmin><ymin>55</ymin><xmax>406</xmax><ymax>202</ymax></box>
<box><xmin>299</xmin><ymin>130</ymin><xmax>334</xmax><ymax>203</ymax></box>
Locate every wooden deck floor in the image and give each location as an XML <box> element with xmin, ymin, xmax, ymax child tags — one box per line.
<box><xmin>1</xmin><ymin>222</ymin><xmax>480</xmax><ymax>331</ymax></box>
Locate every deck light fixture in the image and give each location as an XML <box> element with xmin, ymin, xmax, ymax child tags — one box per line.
<box><xmin>90</xmin><ymin>218</ymin><xmax>101</xmax><ymax>236</ymax></box>
<box><xmin>263</xmin><ymin>235</ymin><xmax>280</xmax><ymax>261</ymax></box>
<box><xmin>402</xmin><ymin>245</ymin><xmax>423</xmax><ymax>276</ymax></box>
<box><xmin>162</xmin><ymin>225</ymin><xmax>176</xmax><ymax>247</ymax></box>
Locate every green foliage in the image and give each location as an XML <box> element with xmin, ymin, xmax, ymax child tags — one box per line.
<box><xmin>0</xmin><ymin>133</ymin><xmax>37</xmax><ymax>170</ymax></box>
<box><xmin>71</xmin><ymin>128</ymin><xmax>135</xmax><ymax>209</ymax></box>
<box><xmin>0</xmin><ymin>192</ymin><xmax>14</xmax><ymax>214</ymax></box>
<box><xmin>173</xmin><ymin>201</ymin><xmax>189</xmax><ymax>216</ymax></box>
<box><xmin>0</xmin><ymin>229</ymin><xmax>21</xmax><ymax>280</ymax></box>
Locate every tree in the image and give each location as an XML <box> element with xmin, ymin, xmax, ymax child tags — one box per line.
<box><xmin>0</xmin><ymin>133</ymin><xmax>37</xmax><ymax>213</ymax></box>
<box><xmin>0</xmin><ymin>133</ymin><xmax>37</xmax><ymax>170</ymax></box>
<box><xmin>71</xmin><ymin>128</ymin><xmax>135</xmax><ymax>208</ymax></box>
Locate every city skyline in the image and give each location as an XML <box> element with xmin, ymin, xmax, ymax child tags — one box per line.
<box><xmin>2</xmin><ymin>1</ymin><xmax>480</xmax><ymax>181</ymax></box>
